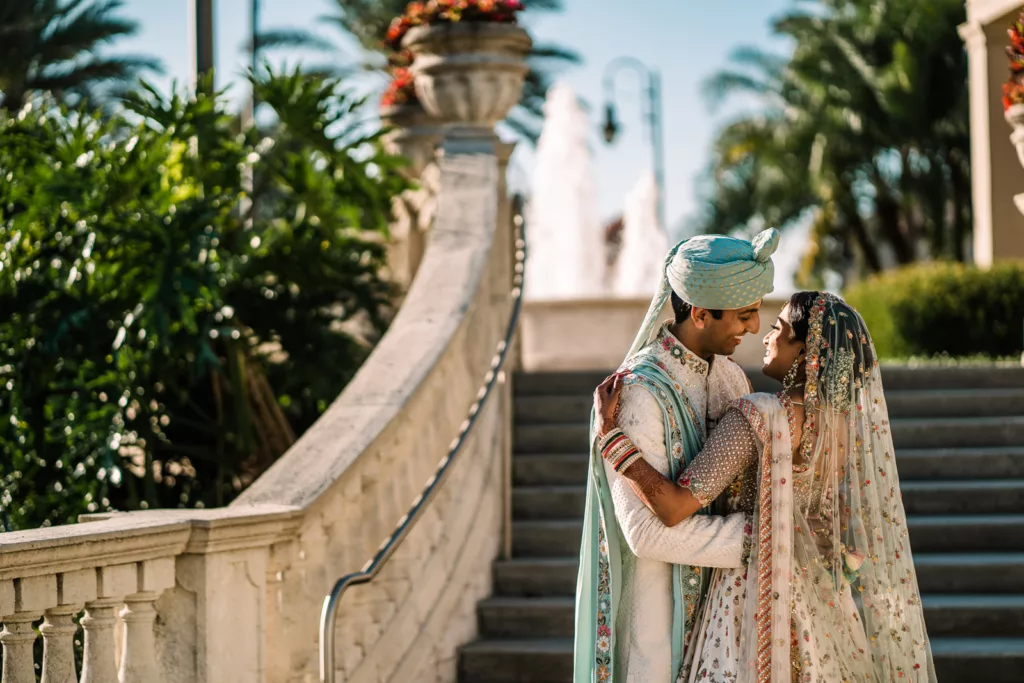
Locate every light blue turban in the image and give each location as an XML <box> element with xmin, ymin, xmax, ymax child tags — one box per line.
<box><xmin>666</xmin><ymin>228</ymin><xmax>779</xmax><ymax>310</ymax></box>
<box><xmin>626</xmin><ymin>228</ymin><xmax>780</xmax><ymax>357</ymax></box>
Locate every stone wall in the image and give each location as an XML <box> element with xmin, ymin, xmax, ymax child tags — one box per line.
<box><xmin>521</xmin><ymin>296</ymin><xmax>787</xmax><ymax>371</ymax></box>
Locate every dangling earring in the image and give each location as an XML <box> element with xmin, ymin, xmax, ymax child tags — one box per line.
<box><xmin>782</xmin><ymin>356</ymin><xmax>802</xmax><ymax>392</ymax></box>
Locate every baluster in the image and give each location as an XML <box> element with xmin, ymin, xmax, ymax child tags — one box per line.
<box><xmin>80</xmin><ymin>599</ymin><xmax>120</xmax><ymax>683</ymax></box>
<box><xmin>117</xmin><ymin>593</ymin><xmax>159</xmax><ymax>683</ymax></box>
<box><xmin>0</xmin><ymin>612</ymin><xmax>41</xmax><ymax>683</ymax></box>
<box><xmin>40</xmin><ymin>606</ymin><xmax>80</xmax><ymax>683</ymax></box>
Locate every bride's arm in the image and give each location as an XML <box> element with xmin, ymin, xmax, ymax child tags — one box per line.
<box><xmin>597</xmin><ymin>429</ymin><xmax>699</xmax><ymax>526</ymax></box>
<box><xmin>599</xmin><ymin>409</ymin><xmax>759</xmax><ymax>526</ymax></box>
<box><xmin>595</xmin><ymin>375</ymin><xmax>760</xmax><ymax>527</ymax></box>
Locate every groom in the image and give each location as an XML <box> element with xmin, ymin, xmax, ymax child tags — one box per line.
<box><xmin>573</xmin><ymin>228</ymin><xmax>780</xmax><ymax>683</ymax></box>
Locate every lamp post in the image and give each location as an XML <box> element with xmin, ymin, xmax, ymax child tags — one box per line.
<box><xmin>601</xmin><ymin>57</ymin><xmax>667</xmax><ymax>234</ymax></box>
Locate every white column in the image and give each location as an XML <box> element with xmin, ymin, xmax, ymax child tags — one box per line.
<box><xmin>118</xmin><ymin>593</ymin><xmax>160</xmax><ymax>683</ymax></box>
<box><xmin>80</xmin><ymin>599</ymin><xmax>120</xmax><ymax>683</ymax></box>
<box><xmin>1</xmin><ymin>613</ymin><xmax>41</xmax><ymax>683</ymax></box>
<box><xmin>960</xmin><ymin>20</ymin><xmax>995</xmax><ymax>265</ymax></box>
<box><xmin>40</xmin><ymin>606</ymin><xmax>81</xmax><ymax>683</ymax></box>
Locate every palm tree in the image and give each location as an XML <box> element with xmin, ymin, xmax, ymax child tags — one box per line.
<box><xmin>694</xmin><ymin>0</ymin><xmax>970</xmax><ymax>285</ymax></box>
<box><xmin>255</xmin><ymin>0</ymin><xmax>580</xmax><ymax>142</ymax></box>
<box><xmin>0</xmin><ymin>0</ymin><xmax>161</xmax><ymax>113</ymax></box>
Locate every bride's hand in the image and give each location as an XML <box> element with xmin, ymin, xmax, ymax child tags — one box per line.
<box><xmin>594</xmin><ymin>373</ymin><xmax>624</xmax><ymax>438</ymax></box>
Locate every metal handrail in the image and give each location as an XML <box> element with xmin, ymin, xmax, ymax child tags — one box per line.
<box><xmin>319</xmin><ymin>194</ymin><xmax>527</xmax><ymax>683</ymax></box>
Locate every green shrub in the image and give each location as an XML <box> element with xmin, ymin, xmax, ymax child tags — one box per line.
<box><xmin>0</xmin><ymin>70</ymin><xmax>409</xmax><ymax>530</ymax></box>
<box><xmin>844</xmin><ymin>262</ymin><xmax>1024</xmax><ymax>359</ymax></box>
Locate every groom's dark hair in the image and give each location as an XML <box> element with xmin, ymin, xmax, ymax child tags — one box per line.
<box><xmin>671</xmin><ymin>291</ymin><xmax>723</xmax><ymax>324</ymax></box>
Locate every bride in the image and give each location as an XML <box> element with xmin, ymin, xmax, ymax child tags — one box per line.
<box><xmin>592</xmin><ymin>291</ymin><xmax>935</xmax><ymax>682</ymax></box>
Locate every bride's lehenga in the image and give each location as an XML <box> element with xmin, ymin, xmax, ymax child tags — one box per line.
<box><xmin>678</xmin><ymin>397</ymin><xmax>872</xmax><ymax>683</ymax></box>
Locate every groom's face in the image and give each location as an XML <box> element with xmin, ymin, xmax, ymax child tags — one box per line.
<box><xmin>694</xmin><ymin>301</ymin><xmax>762</xmax><ymax>356</ymax></box>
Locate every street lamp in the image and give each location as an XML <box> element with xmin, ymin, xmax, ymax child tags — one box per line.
<box><xmin>601</xmin><ymin>57</ymin><xmax>667</xmax><ymax>234</ymax></box>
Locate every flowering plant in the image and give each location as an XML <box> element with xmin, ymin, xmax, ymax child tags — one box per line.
<box><xmin>381</xmin><ymin>67</ymin><xmax>418</xmax><ymax>107</ymax></box>
<box><xmin>385</xmin><ymin>0</ymin><xmax>525</xmax><ymax>51</ymax></box>
<box><xmin>1004</xmin><ymin>13</ymin><xmax>1024</xmax><ymax>110</ymax></box>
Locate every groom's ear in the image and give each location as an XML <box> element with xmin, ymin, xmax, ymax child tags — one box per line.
<box><xmin>690</xmin><ymin>306</ymin><xmax>707</xmax><ymax>329</ymax></box>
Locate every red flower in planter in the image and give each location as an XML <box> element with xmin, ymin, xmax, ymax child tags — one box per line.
<box><xmin>384</xmin><ymin>0</ymin><xmax>524</xmax><ymax>50</ymax></box>
<box><xmin>381</xmin><ymin>67</ymin><xmax>419</xmax><ymax>107</ymax></box>
<box><xmin>1005</xmin><ymin>12</ymin><xmax>1024</xmax><ymax>111</ymax></box>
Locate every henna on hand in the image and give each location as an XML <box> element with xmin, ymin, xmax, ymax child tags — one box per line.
<box><xmin>627</xmin><ymin>461</ymin><xmax>668</xmax><ymax>511</ymax></box>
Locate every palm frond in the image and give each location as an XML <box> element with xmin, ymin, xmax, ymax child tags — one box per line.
<box><xmin>254</xmin><ymin>28</ymin><xmax>337</xmax><ymax>53</ymax></box>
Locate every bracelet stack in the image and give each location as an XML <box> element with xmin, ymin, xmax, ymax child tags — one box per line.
<box><xmin>599</xmin><ymin>428</ymin><xmax>642</xmax><ymax>473</ymax></box>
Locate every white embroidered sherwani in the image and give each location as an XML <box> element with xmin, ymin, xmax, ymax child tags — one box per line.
<box><xmin>606</xmin><ymin>324</ymin><xmax>754</xmax><ymax>682</ymax></box>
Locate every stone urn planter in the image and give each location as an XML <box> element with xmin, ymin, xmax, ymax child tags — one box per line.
<box><xmin>1006</xmin><ymin>104</ymin><xmax>1024</xmax><ymax>215</ymax></box>
<box><xmin>403</xmin><ymin>22</ymin><xmax>532</xmax><ymax>136</ymax></box>
<box><xmin>380</xmin><ymin>102</ymin><xmax>442</xmax><ymax>178</ymax></box>
<box><xmin>1006</xmin><ymin>103</ymin><xmax>1024</xmax><ymax>169</ymax></box>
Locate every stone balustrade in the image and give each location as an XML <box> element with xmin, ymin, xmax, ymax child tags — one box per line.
<box><xmin>0</xmin><ymin>506</ymin><xmax>301</xmax><ymax>683</ymax></box>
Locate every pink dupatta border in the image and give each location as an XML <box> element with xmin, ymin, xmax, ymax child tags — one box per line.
<box><xmin>733</xmin><ymin>396</ymin><xmax>794</xmax><ymax>683</ymax></box>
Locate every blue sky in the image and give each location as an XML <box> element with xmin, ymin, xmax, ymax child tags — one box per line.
<box><xmin>113</xmin><ymin>0</ymin><xmax>794</xmax><ymax>230</ymax></box>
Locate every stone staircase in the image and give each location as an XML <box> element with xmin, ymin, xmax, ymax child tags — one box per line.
<box><xmin>458</xmin><ymin>367</ymin><xmax>1024</xmax><ymax>683</ymax></box>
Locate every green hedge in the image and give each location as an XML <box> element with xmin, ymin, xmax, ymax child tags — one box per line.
<box><xmin>844</xmin><ymin>262</ymin><xmax>1024</xmax><ymax>359</ymax></box>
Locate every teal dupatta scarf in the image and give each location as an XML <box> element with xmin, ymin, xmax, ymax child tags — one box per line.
<box><xmin>572</xmin><ymin>352</ymin><xmax>708</xmax><ymax>683</ymax></box>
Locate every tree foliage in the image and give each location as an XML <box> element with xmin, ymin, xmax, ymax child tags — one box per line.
<box><xmin>694</xmin><ymin>0</ymin><xmax>970</xmax><ymax>284</ymax></box>
<box><xmin>0</xmin><ymin>68</ymin><xmax>409</xmax><ymax>530</ymax></box>
<box><xmin>0</xmin><ymin>0</ymin><xmax>161</xmax><ymax>112</ymax></box>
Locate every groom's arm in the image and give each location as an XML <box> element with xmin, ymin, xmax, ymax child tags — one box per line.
<box><xmin>604</xmin><ymin>385</ymin><xmax>750</xmax><ymax>568</ymax></box>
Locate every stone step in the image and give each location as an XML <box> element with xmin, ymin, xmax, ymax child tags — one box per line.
<box><xmin>493</xmin><ymin>558</ymin><xmax>578</xmax><ymax>598</ymax></box>
<box><xmin>512</xmin><ymin>448</ymin><xmax>1024</xmax><ymax>485</ymax></box>
<box><xmin>895</xmin><ymin>447</ymin><xmax>1024</xmax><ymax>480</ymax></box>
<box><xmin>493</xmin><ymin>553</ymin><xmax>1024</xmax><ymax>598</ymax></box>
<box><xmin>512</xmin><ymin>520</ymin><xmax>581</xmax><ymax>558</ymax></box>
<box><xmin>514</xmin><ymin>388</ymin><xmax>1024</xmax><ymax>424</ymax></box>
<box><xmin>513</xmin><ymin>455</ymin><xmax>589</xmax><ymax>486</ymax></box>
<box><xmin>901</xmin><ymin>480</ymin><xmax>1024</xmax><ymax>515</ymax></box>
<box><xmin>908</xmin><ymin>515</ymin><xmax>1024</xmax><ymax>553</ymax></box>
<box><xmin>878</xmin><ymin>366</ymin><xmax>1024</xmax><ymax>391</ymax></box>
<box><xmin>513</xmin><ymin>486</ymin><xmax>586</xmax><ymax>521</ymax></box>
<box><xmin>460</xmin><ymin>637</ymin><xmax>1024</xmax><ymax>683</ymax></box>
<box><xmin>513</xmin><ymin>417</ymin><xmax>1024</xmax><ymax>454</ymax></box>
<box><xmin>514</xmin><ymin>366</ymin><xmax>1024</xmax><ymax>396</ymax></box>
<box><xmin>512</xmin><ymin>481</ymin><xmax>1024</xmax><ymax>519</ymax></box>
<box><xmin>478</xmin><ymin>597</ymin><xmax>574</xmax><ymax>639</ymax></box>
<box><xmin>884</xmin><ymin>388</ymin><xmax>1024</xmax><ymax>418</ymax></box>
<box><xmin>913</xmin><ymin>553</ymin><xmax>1024</xmax><ymax>594</ymax></box>
<box><xmin>475</xmin><ymin>594</ymin><xmax>1024</xmax><ymax>640</ymax></box>
<box><xmin>512</xmin><ymin>515</ymin><xmax>1024</xmax><ymax>557</ymax></box>
<box><xmin>929</xmin><ymin>638</ymin><xmax>1024</xmax><ymax>683</ymax></box>
<box><xmin>924</xmin><ymin>595</ymin><xmax>1024</xmax><ymax>637</ymax></box>
<box><xmin>459</xmin><ymin>638</ymin><xmax>573</xmax><ymax>683</ymax></box>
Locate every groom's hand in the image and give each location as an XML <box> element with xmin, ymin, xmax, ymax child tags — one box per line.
<box><xmin>594</xmin><ymin>373</ymin><xmax>625</xmax><ymax>439</ymax></box>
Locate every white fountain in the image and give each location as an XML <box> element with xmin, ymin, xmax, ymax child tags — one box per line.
<box><xmin>525</xmin><ymin>83</ymin><xmax>605</xmax><ymax>300</ymax></box>
<box><xmin>614</xmin><ymin>170</ymin><xmax>668</xmax><ymax>297</ymax></box>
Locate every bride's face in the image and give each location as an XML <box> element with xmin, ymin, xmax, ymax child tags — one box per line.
<box><xmin>761</xmin><ymin>304</ymin><xmax>806</xmax><ymax>381</ymax></box>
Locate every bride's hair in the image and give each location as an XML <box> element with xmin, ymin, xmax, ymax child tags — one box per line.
<box><xmin>786</xmin><ymin>291</ymin><xmax>876</xmax><ymax>406</ymax></box>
